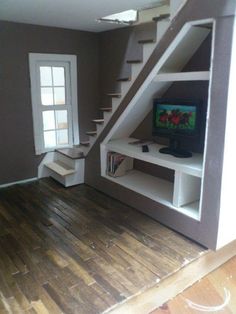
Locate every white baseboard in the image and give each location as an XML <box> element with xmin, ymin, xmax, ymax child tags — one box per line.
<box><xmin>0</xmin><ymin>177</ymin><xmax>38</xmax><ymax>189</ymax></box>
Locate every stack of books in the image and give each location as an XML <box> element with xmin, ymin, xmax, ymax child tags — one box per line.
<box><xmin>107</xmin><ymin>152</ymin><xmax>133</xmax><ymax>177</ymax></box>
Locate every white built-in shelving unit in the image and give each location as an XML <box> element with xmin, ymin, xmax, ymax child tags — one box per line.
<box><xmin>101</xmin><ymin>19</ymin><xmax>214</xmax><ymax>223</ymax></box>
<box><xmin>102</xmin><ymin>138</ymin><xmax>202</xmax><ymax>220</ymax></box>
<box><xmin>154</xmin><ymin>71</ymin><xmax>210</xmax><ymax>82</ymax></box>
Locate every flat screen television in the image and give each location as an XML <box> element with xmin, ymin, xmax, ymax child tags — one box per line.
<box><xmin>152</xmin><ymin>98</ymin><xmax>201</xmax><ymax>158</ymax></box>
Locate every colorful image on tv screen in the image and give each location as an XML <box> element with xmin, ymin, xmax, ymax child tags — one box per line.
<box><xmin>155</xmin><ymin>104</ymin><xmax>196</xmax><ymax>130</ymax></box>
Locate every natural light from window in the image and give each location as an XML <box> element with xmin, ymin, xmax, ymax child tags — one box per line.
<box><xmin>29</xmin><ymin>53</ymin><xmax>79</xmax><ymax>155</ymax></box>
<box><xmin>97</xmin><ymin>9</ymin><xmax>138</xmax><ymax>24</ymax></box>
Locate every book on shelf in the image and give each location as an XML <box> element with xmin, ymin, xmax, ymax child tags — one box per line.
<box><xmin>107</xmin><ymin>152</ymin><xmax>133</xmax><ymax>177</ymax></box>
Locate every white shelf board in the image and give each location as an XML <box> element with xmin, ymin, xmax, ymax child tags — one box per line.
<box><xmin>154</xmin><ymin>71</ymin><xmax>210</xmax><ymax>82</ymax></box>
<box><xmin>106</xmin><ymin>138</ymin><xmax>203</xmax><ymax>177</ymax></box>
<box><xmin>104</xmin><ymin>170</ymin><xmax>173</xmax><ymax>206</ymax></box>
<box><xmin>103</xmin><ymin>170</ymin><xmax>199</xmax><ymax>220</ymax></box>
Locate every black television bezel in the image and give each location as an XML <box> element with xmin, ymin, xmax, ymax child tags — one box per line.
<box><xmin>152</xmin><ymin>98</ymin><xmax>201</xmax><ymax>139</ymax></box>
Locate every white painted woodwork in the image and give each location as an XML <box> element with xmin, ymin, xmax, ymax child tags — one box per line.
<box><xmin>142</xmin><ymin>42</ymin><xmax>157</xmax><ymax>61</ymax></box>
<box><xmin>121</xmin><ymin>81</ymin><xmax>132</xmax><ymax>96</ymax></box>
<box><xmin>103</xmin><ymin>170</ymin><xmax>199</xmax><ymax>220</ymax></box>
<box><xmin>156</xmin><ymin>20</ymin><xmax>170</xmax><ymax>40</ymax></box>
<box><xmin>217</xmin><ymin>17</ymin><xmax>236</xmax><ymax>249</ymax></box>
<box><xmin>29</xmin><ymin>53</ymin><xmax>79</xmax><ymax>154</ymax></box>
<box><xmin>102</xmin><ymin>137</ymin><xmax>203</xmax><ymax>220</ymax></box>
<box><xmin>131</xmin><ymin>63</ymin><xmax>145</xmax><ymax>80</ymax></box>
<box><xmin>173</xmin><ymin>171</ymin><xmax>201</xmax><ymax>208</ymax></box>
<box><xmin>105</xmin><ymin>170</ymin><xmax>173</xmax><ymax>205</ymax></box>
<box><xmin>101</xmin><ymin>20</ymin><xmax>214</xmax><ymax>224</ymax></box>
<box><xmin>159</xmin><ymin>26</ymin><xmax>210</xmax><ymax>73</ymax></box>
<box><xmin>105</xmin><ymin>138</ymin><xmax>203</xmax><ymax>177</ymax></box>
<box><xmin>40</xmin><ymin>150</ymin><xmax>85</xmax><ymax>187</ymax></box>
<box><xmin>45</xmin><ymin>161</ymin><xmax>76</xmax><ymax>176</ymax></box>
<box><xmin>0</xmin><ymin>178</ymin><xmax>38</xmax><ymax>189</ymax></box>
<box><xmin>38</xmin><ymin>151</ymin><xmax>56</xmax><ymax>178</ymax></box>
<box><xmin>154</xmin><ymin>71</ymin><xmax>210</xmax><ymax>82</ymax></box>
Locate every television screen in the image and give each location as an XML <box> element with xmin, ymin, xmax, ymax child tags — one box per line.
<box><xmin>155</xmin><ymin>104</ymin><xmax>197</xmax><ymax>131</ymax></box>
<box><xmin>152</xmin><ymin>98</ymin><xmax>201</xmax><ymax>157</ymax></box>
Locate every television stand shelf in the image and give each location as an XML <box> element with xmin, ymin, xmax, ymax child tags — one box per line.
<box><xmin>101</xmin><ymin>137</ymin><xmax>203</xmax><ymax>220</ymax></box>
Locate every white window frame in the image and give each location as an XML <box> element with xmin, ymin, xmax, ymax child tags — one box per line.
<box><xmin>29</xmin><ymin>53</ymin><xmax>79</xmax><ymax>155</ymax></box>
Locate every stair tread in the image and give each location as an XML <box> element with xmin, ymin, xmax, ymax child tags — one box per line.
<box><xmin>56</xmin><ymin>148</ymin><xmax>85</xmax><ymax>159</ymax></box>
<box><xmin>127</xmin><ymin>59</ymin><xmax>142</xmax><ymax>64</ymax></box>
<box><xmin>86</xmin><ymin>131</ymin><xmax>97</xmax><ymax>135</ymax></box>
<box><xmin>99</xmin><ymin>107</ymin><xmax>112</xmax><ymax>111</ymax></box>
<box><xmin>138</xmin><ymin>39</ymin><xmax>156</xmax><ymax>44</ymax></box>
<box><xmin>92</xmin><ymin>119</ymin><xmax>104</xmax><ymax>123</ymax></box>
<box><xmin>80</xmin><ymin>141</ymin><xmax>90</xmax><ymax>146</ymax></box>
<box><xmin>152</xmin><ymin>13</ymin><xmax>170</xmax><ymax>22</ymax></box>
<box><xmin>45</xmin><ymin>161</ymin><xmax>76</xmax><ymax>176</ymax></box>
<box><xmin>117</xmin><ymin>77</ymin><xmax>131</xmax><ymax>82</ymax></box>
<box><xmin>107</xmin><ymin>93</ymin><xmax>122</xmax><ymax>97</ymax></box>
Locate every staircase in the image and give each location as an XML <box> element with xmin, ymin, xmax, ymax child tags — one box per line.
<box><xmin>38</xmin><ymin>1</ymin><xmax>189</xmax><ymax>187</ymax></box>
<box><xmin>80</xmin><ymin>16</ymin><xmax>170</xmax><ymax>156</ymax></box>
<box><xmin>38</xmin><ymin>148</ymin><xmax>85</xmax><ymax>187</ymax></box>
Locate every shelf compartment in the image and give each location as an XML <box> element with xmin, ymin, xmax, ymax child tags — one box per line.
<box><xmin>106</xmin><ymin>138</ymin><xmax>203</xmax><ymax>178</ymax></box>
<box><xmin>103</xmin><ymin>169</ymin><xmax>200</xmax><ymax>220</ymax></box>
<box><xmin>173</xmin><ymin>171</ymin><xmax>201</xmax><ymax>208</ymax></box>
<box><xmin>105</xmin><ymin>169</ymin><xmax>173</xmax><ymax>205</ymax></box>
<box><xmin>153</xmin><ymin>71</ymin><xmax>210</xmax><ymax>82</ymax></box>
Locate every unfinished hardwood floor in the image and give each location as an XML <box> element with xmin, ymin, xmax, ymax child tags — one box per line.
<box><xmin>0</xmin><ymin>178</ymin><xmax>206</xmax><ymax>314</ymax></box>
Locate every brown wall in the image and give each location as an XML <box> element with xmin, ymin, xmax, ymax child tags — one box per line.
<box><xmin>0</xmin><ymin>21</ymin><xmax>100</xmax><ymax>185</ymax></box>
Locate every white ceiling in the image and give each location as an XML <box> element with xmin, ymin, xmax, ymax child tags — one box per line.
<box><xmin>0</xmin><ymin>0</ymin><xmax>166</xmax><ymax>32</ymax></box>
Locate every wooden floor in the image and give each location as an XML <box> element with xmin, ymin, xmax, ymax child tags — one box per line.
<box><xmin>152</xmin><ymin>255</ymin><xmax>236</xmax><ymax>313</ymax></box>
<box><xmin>0</xmin><ymin>178</ymin><xmax>206</xmax><ymax>314</ymax></box>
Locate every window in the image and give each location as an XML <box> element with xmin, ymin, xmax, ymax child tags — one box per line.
<box><xmin>29</xmin><ymin>53</ymin><xmax>79</xmax><ymax>154</ymax></box>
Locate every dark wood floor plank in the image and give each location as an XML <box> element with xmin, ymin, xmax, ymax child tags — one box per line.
<box><xmin>0</xmin><ymin>178</ymin><xmax>206</xmax><ymax>314</ymax></box>
<box><xmin>43</xmin><ymin>282</ymin><xmax>77</xmax><ymax>314</ymax></box>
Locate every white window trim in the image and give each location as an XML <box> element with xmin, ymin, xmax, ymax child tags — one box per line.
<box><xmin>29</xmin><ymin>53</ymin><xmax>79</xmax><ymax>155</ymax></box>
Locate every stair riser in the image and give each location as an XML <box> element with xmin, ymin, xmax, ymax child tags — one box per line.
<box><xmin>156</xmin><ymin>20</ymin><xmax>170</xmax><ymax>41</ymax></box>
<box><xmin>88</xmin><ymin>136</ymin><xmax>97</xmax><ymax>145</ymax></box>
<box><xmin>47</xmin><ymin>168</ymin><xmax>67</xmax><ymax>186</ymax></box>
<box><xmin>143</xmin><ymin>43</ymin><xmax>156</xmax><ymax>61</ymax></box>
<box><xmin>96</xmin><ymin>123</ymin><xmax>105</xmax><ymax>134</ymax></box>
<box><xmin>55</xmin><ymin>152</ymin><xmax>76</xmax><ymax>168</ymax></box>
<box><xmin>131</xmin><ymin>63</ymin><xmax>144</xmax><ymax>80</ymax></box>
<box><xmin>103</xmin><ymin>111</ymin><xmax>112</xmax><ymax>122</ymax></box>
<box><xmin>46</xmin><ymin>157</ymin><xmax>85</xmax><ymax>187</ymax></box>
<box><xmin>121</xmin><ymin>81</ymin><xmax>132</xmax><ymax>95</ymax></box>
